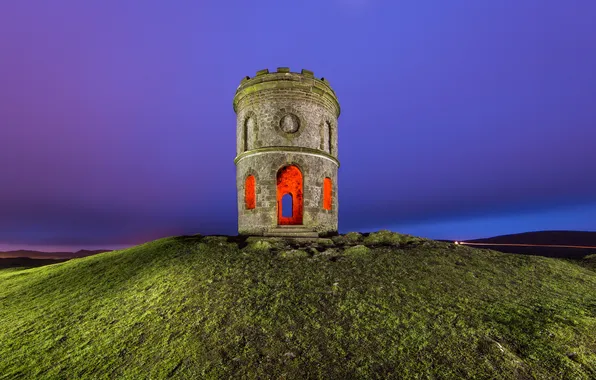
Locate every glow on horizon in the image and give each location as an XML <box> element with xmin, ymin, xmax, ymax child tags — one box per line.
<box><xmin>2</xmin><ymin>203</ymin><xmax>595</xmax><ymax>252</ymax></box>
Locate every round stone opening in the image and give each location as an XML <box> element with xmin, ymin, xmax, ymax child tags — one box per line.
<box><xmin>280</xmin><ymin>114</ymin><xmax>300</xmax><ymax>133</ymax></box>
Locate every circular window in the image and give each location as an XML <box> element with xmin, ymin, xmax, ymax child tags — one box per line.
<box><xmin>280</xmin><ymin>114</ymin><xmax>300</xmax><ymax>134</ymax></box>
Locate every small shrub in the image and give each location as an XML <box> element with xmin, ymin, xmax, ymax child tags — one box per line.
<box><xmin>330</xmin><ymin>235</ymin><xmax>343</xmax><ymax>245</ymax></box>
<box><xmin>331</xmin><ymin>232</ymin><xmax>363</xmax><ymax>245</ymax></box>
<box><xmin>316</xmin><ymin>238</ymin><xmax>334</xmax><ymax>247</ymax></box>
<box><xmin>344</xmin><ymin>245</ymin><xmax>370</xmax><ymax>258</ymax></box>
<box><xmin>245</xmin><ymin>237</ymin><xmax>289</xmax><ymax>250</ymax></box>
<box><xmin>319</xmin><ymin>248</ymin><xmax>342</xmax><ymax>260</ymax></box>
<box><xmin>244</xmin><ymin>240</ymin><xmax>273</xmax><ymax>252</ymax></box>
<box><xmin>307</xmin><ymin>247</ymin><xmax>319</xmax><ymax>256</ymax></box>
<box><xmin>345</xmin><ymin>232</ymin><xmax>363</xmax><ymax>243</ymax></box>
<box><xmin>363</xmin><ymin>230</ymin><xmax>403</xmax><ymax>246</ymax></box>
<box><xmin>400</xmin><ymin>234</ymin><xmax>427</xmax><ymax>246</ymax></box>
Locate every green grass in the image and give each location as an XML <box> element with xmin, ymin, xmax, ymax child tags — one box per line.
<box><xmin>0</xmin><ymin>232</ymin><xmax>595</xmax><ymax>379</ymax></box>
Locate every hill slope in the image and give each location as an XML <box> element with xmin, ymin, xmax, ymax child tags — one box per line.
<box><xmin>0</xmin><ymin>232</ymin><xmax>594</xmax><ymax>379</ymax></box>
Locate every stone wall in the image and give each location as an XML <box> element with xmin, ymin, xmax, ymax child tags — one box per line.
<box><xmin>236</xmin><ymin>152</ymin><xmax>338</xmax><ymax>235</ymax></box>
<box><xmin>235</xmin><ymin>93</ymin><xmax>338</xmax><ymax>157</ymax></box>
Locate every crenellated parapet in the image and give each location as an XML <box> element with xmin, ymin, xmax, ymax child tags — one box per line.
<box><xmin>233</xmin><ymin>67</ymin><xmax>340</xmax><ymax>117</ymax></box>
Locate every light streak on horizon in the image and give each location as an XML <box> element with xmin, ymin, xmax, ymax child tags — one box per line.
<box><xmin>457</xmin><ymin>242</ymin><xmax>596</xmax><ymax>250</ymax></box>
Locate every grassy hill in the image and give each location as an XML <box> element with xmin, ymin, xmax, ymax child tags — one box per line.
<box><xmin>0</xmin><ymin>231</ymin><xmax>594</xmax><ymax>379</ymax></box>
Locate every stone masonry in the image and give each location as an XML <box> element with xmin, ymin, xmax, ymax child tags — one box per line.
<box><xmin>234</xmin><ymin>68</ymin><xmax>341</xmax><ymax>237</ymax></box>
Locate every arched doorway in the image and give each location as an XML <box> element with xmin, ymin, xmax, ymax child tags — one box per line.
<box><xmin>277</xmin><ymin>165</ymin><xmax>303</xmax><ymax>225</ymax></box>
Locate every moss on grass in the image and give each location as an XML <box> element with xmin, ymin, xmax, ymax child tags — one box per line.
<box><xmin>279</xmin><ymin>249</ymin><xmax>310</xmax><ymax>259</ymax></box>
<box><xmin>0</xmin><ymin>233</ymin><xmax>594</xmax><ymax>379</ymax></box>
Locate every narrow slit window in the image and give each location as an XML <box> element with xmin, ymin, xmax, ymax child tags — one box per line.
<box><xmin>244</xmin><ymin>117</ymin><xmax>255</xmax><ymax>152</ymax></box>
<box><xmin>323</xmin><ymin>177</ymin><xmax>332</xmax><ymax>210</ymax></box>
<box><xmin>245</xmin><ymin>175</ymin><xmax>256</xmax><ymax>209</ymax></box>
<box><xmin>321</xmin><ymin>121</ymin><xmax>330</xmax><ymax>152</ymax></box>
<box><xmin>327</xmin><ymin>123</ymin><xmax>333</xmax><ymax>154</ymax></box>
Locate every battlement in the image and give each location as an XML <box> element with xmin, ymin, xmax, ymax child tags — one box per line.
<box><xmin>242</xmin><ymin>67</ymin><xmax>316</xmax><ymax>81</ymax></box>
<box><xmin>234</xmin><ymin>67</ymin><xmax>339</xmax><ymax>115</ymax></box>
<box><xmin>238</xmin><ymin>67</ymin><xmax>330</xmax><ymax>86</ymax></box>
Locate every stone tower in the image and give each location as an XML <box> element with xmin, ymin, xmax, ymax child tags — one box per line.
<box><xmin>233</xmin><ymin>68</ymin><xmax>340</xmax><ymax>237</ymax></box>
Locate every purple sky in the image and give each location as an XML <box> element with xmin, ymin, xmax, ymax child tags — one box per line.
<box><xmin>1</xmin><ymin>1</ymin><xmax>595</xmax><ymax>251</ymax></box>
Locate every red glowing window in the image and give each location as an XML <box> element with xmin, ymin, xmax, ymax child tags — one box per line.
<box><xmin>323</xmin><ymin>177</ymin><xmax>332</xmax><ymax>210</ymax></box>
<box><xmin>245</xmin><ymin>175</ymin><xmax>256</xmax><ymax>209</ymax></box>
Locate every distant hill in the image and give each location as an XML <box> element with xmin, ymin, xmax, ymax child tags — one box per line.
<box><xmin>468</xmin><ymin>230</ymin><xmax>596</xmax><ymax>246</ymax></box>
<box><xmin>0</xmin><ymin>249</ymin><xmax>110</xmax><ymax>260</ymax></box>
<box><xmin>463</xmin><ymin>230</ymin><xmax>596</xmax><ymax>260</ymax></box>
<box><xmin>0</xmin><ymin>232</ymin><xmax>594</xmax><ymax>378</ymax></box>
<box><xmin>0</xmin><ymin>257</ymin><xmax>70</xmax><ymax>269</ymax></box>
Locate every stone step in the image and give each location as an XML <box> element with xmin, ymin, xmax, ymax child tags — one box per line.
<box><xmin>264</xmin><ymin>229</ymin><xmax>319</xmax><ymax>238</ymax></box>
<box><xmin>264</xmin><ymin>233</ymin><xmax>320</xmax><ymax>238</ymax></box>
<box><xmin>275</xmin><ymin>225</ymin><xmax>316</xmax><ymax>230</ymax></box>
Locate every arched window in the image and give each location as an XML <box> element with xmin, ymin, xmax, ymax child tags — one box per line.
<box><xmin>276</xmin><ymin>165</ymin><xmax>303</xmax><ymax>225</ymax></box>
<box><xmin>323</xmin><ymin>177</ymin><xmax>332</xmax><ymax>210</ymax></box>
<box><xmin>245</xmin><ymin>175</ymin><xmax>256</xmax><ymax>209</ymax></box>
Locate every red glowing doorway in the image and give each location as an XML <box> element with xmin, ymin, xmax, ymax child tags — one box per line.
<box><xmin>276</xmin><ymin>165</ymin><xmax>303</xmax><ymax>225</ymax></box>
